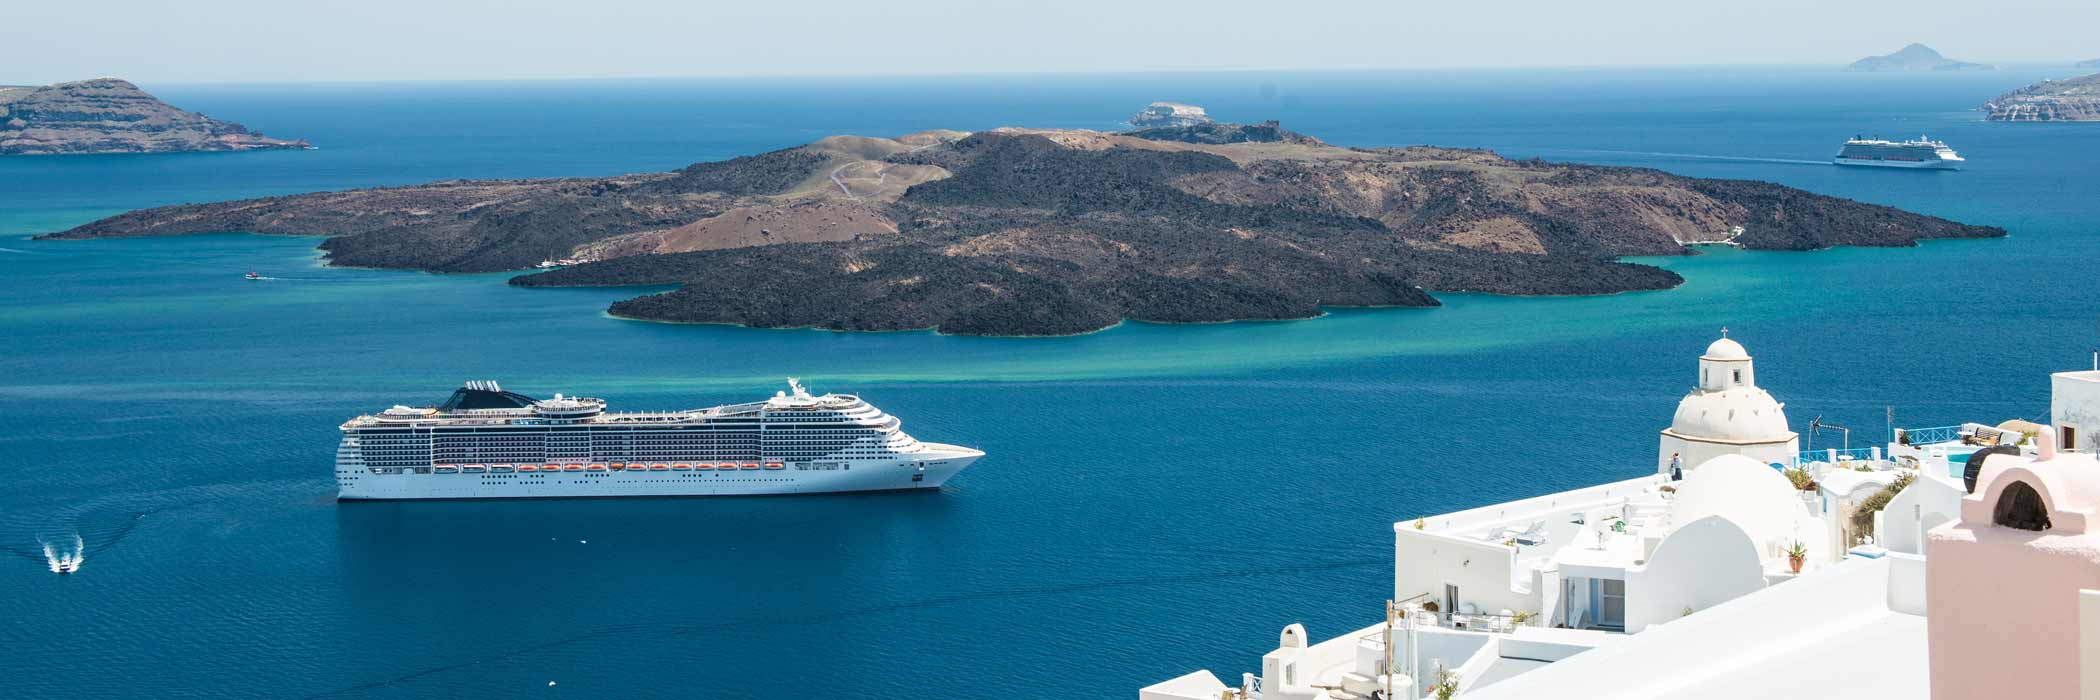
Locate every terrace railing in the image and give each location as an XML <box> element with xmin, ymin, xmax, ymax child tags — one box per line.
<box><xmin>1238</xmin><ymin>673</ymin><xmax>1263</xmax><ymax>700</ymax></box>
<box><xmin>1894</xmin><ymin>425</ymin><xmax>1963</xmax><ymax>446</ymax></box>
<box><xmin>1795</xmin><ymin>447</ymin><xmax>1880</xmax><ymax>466</ymax></box>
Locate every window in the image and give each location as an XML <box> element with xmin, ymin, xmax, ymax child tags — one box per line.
<box><xmin>1732</xmin><ymin>369</ymin><xmax>1742</xmax><ymax>384</ymax></box>
<box><xmin>1599</xmin><ymin>578</ymin><xmax>1626</xmax><ymax>624</ymax></box>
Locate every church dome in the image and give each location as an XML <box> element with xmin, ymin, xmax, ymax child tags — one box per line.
<box><xmin>1666</xmin><ymin>333</ymin><xmax>1795</xmax><ymax>444</ymax></box>
<box><xmin>1670</xmin><ymin>389</ymin><xmax>1792</xmax><ymax>442</ymax></box>
<box><xmin>1703</xmin><ymin>337</ymin><xmax>1750</xmax><ymax>361</ymax></box>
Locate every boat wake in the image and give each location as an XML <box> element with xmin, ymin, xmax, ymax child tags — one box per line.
<box><xmin>1551</xmin><ymin>149</ymin><xmax>1829</xmax><ymax>167</ymax></box>
<box><xmin>39</xmin><ymin>533</ymin><xmax>85</xmax><ymax>575</ymax></box>
<box><xmin>3</xmin><ymin>505</ymin><xmax>159</xmax><ymax>575</ymax></box>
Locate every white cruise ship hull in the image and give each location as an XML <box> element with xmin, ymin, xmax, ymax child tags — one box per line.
<box><xmin>337</xmin><ymin>446</ymin><xmax>981</xmax><ymax>500</ymax></box>
<box><xmin>1833</xmin><ymin>157</ymin><xmax>1960</xmax><ymax>170</ymax></box>
<box><xmin>335</xmin><ymin>380</ymin><xmax>984</xmax><ymax>500</ymax></box>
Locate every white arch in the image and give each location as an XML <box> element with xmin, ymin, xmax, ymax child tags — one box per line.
<box><xmin>1625</xmin><ymin>515</ymin><xmax>1768</xmax><ymax>633</ymax></box>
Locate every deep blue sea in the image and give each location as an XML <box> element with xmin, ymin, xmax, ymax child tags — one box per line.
<box><xmin>3</xmin><ymin>68</ymin><xmax>2097</xmax><ymax>699</ymax></box>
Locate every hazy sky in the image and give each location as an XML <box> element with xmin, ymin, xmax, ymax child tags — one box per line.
<box><xmin>3</xmin><ymin>0</ymin><xmax>2095</xmax><ymax>84</ymax></box>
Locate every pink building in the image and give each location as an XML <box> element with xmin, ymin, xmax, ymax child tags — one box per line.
<box><xmin>1927</xmin><ymin>434</ymin><xmax>2100</xmax><ymax>699</ymax></box>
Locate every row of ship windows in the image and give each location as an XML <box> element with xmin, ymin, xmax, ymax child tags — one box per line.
<box><xmin>357</xmin><ymin>424</ymin><xmax>770</xmax><ymax>434</ymax></box>
<box><xmin>369</xmin><ymin>469</ymin><xmax>809</xmax><ymax>482</ymax></box>
<box><xmin>367</xmin><ymin>440</ymin><xmax>862</xmax><ymax>450</ymax></box>
<box><xmin>408</xmin><ymin>443</ymin><xmax>864</xmax><ymax>453</ymax></box>
<box><xmin>361</xmin><ymin>427</ymin><xmax>871</xmax><ymax>440</ymax></box>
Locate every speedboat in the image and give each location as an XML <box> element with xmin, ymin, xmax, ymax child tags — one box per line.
<box><xmin>244</xmin><ymin>272</ymin><xmax>263</xmax><ymax>280</ymax></box>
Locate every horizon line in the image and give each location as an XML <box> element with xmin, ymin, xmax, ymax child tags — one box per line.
<box><xmin>9</xmin><ymin>60</ymin><xmax>2097</xmax><ymax>89</ymax></box>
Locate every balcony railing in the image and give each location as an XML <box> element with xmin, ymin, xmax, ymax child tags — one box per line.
<box><xmin>1794</xmin><ymin>447</ymin><xmax>1880</xmax><ymax>466</ymax></box>
<box><xmin>1894</xmin><ymin>425</ymin><xmax>1963</xmax><ymax>446</ymax></box>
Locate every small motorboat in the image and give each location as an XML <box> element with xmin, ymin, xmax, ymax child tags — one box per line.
<box><xmin>244</xmin><ymin>272</ymin><xmax>263</xmax><ymax>280</ymax></box>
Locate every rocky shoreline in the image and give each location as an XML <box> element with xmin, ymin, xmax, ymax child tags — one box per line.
<box><xmin>1</xmin><ymin>78</ymin><xmax>309</xmax><ymax>155</ymax></box>
<box><xmin>42</xmin><ymin>124</ymin><xmax>2003</xmax><ymax>336</ymax></box>
<box><xmin>1984</xmin><ymin>73</ymin><xmax>2100</xmax><ymax>122</ymax></box>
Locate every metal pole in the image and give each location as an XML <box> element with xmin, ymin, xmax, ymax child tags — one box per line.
<box><xmin>1384</xmin><ymin>600</ymin><xmax>1395</xmax><ymax>700</ymax></box>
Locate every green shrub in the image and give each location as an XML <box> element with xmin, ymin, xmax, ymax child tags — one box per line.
<box><xmin>1850</xmin><ymin>472</ymin><xmax>1917</xmax><ymax>535</ymax></box>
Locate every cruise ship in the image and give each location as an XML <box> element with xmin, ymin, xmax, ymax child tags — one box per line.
<box><xmin>334</xmin><ymin>379</ymin><xmax>983</xmax><ymax>499</ymax></box>
<box><xmin>1833</xmin><ymin>135</ymin><xmax>1964</xmax><ymax>169</ymax></box>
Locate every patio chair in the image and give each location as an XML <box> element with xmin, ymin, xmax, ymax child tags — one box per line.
<box><xmin>1514</xmin><ymin>520</ymin><xmax>1548</xmax><ymax>546</ymax></box>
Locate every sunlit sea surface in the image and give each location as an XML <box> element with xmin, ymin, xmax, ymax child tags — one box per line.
<box><xmin>2</xmin><ymin>67</ymin><xmax>2096</xmax><ymax>699</ymax></box>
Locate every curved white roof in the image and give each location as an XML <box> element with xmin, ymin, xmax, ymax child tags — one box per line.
<box><xmin>1702</xmin><ymin>337</ymin><xmax>1750</xmax><ymax>361</ymax></box>
<box><xmin>1670</xmin><ymin>388</ymin><xmax>1793</xmax><ymax>442</ymax></box>
<box><xmin>1667</xmin><ymin>334</ymin><xmax>1794</xmax><ymax>444</ymax></box>
<box><xmin>1667</xmin><ymin>454</ymin><xmax>1806</xmax><ymax>548</ymax></box>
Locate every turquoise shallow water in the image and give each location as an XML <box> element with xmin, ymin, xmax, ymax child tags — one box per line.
<box><xmin>2</xmin><ymin>68</ymin><xmax>2097</xmax><ymax>699</ymax></box>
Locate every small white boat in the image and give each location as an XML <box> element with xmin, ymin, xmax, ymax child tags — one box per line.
<box><xmin>244</xmin><ymin>272</ymin><xmax>263</xmax><ymax>280</ymax></box>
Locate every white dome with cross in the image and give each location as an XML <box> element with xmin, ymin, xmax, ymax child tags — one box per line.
<box><xmin>1658</xmin><ymin>330</ymin><xmax>1800</xmax><ymax>474</ymax></box>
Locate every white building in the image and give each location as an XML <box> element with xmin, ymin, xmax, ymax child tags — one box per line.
<box><xmin>1657</xmin><ymin>334</ymin><xmax>1799</xmax><ymax>474</ymax></box>
<box><xmin>2053</xmin><ymin>367</ymin><xmax>2100</xmax><ymax>453</ymax></box>
<box><xmin>1139</xmin><ymin>346</ymin><xmax>2100</xmax><ymax>700</ymax></box>
<box><xmin>1472</xmin><ymin>432</ymin><xmax>2100</xmax><ymax>700</ymax></box>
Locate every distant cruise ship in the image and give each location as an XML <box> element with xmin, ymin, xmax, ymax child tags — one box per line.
<box><xmin>1833</xmin><ymin>135</ymin><xmax>1964</xmax><ymax>169</ymax></box>
<box><xmin>335</xmin><ymin>380</ymin><xmax>983</xmax><ymax>499</ymax></box>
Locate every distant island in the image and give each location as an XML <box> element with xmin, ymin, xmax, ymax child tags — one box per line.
<box><xmin>40</xmin><ymin>122</ymin><xmax>2002</xmax><ymax>336</ymax></box>
<box><xmin>2079</xmin><ymin>59</ymin><xmax>2100</xmax><ymax>70</ymax></box>
<box><xmin>0</xmin><ymin>78</ymin><xmax>309</xmax><ymax>155</ymax></box>
<box><xmin>1849</xmin><ymin>44</ymin><xmax>1992</xmax><ymax>72</ymax></box>
<box><xmin>1130</xmin><ymin>102</ymin><xmax>1212</xmax><ymax>128</ymax></box>
<box><xmin>1984</xmin><ymin>72</ymin><xmax>2100</xmax><ymax>121</ymax></box>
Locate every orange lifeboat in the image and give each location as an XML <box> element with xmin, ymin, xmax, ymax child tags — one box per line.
<box><xmin>650</xmin><ymin>463</ymin><xmax>670</xmax><ymax>471</ymax></box>
<box><xmin>610</xmin><ymin>463</ymin><xmax>626</xmax><ymax>470</ymax></box>
<box><xmin>672</xmin><ymin>463</ymin><xmax>692</xmax><ymax>470</ymax></box>
<box><xmin>564</xmin><ymin>464</ymin><xmax>585</xmax><ymax>472</ymax></box>
<box><xmin>740</xmin><ymin>463</ymin><xmax>761</xmax><ymax>470</ymax></box>
<box><xmin>695</xmin><ymin>463</ymin><xmax>716</xmax><ymax>470</ymax></box>
<box><xmin>587</xmin><ymin>463</ymin><xmax>607</xmax><ymax>471</ymax></box>
<box><xmin>763</xmin><ymin>462</ymin><xmax>785</xmax><ymax>470</ymax></box>
<box><xmin>517</xmin><ymin>465</ymin><xmax>538</xmax><ymax>472</ymax></box>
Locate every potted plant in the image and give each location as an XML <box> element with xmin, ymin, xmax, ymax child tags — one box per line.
<box><xmin>1785</xmin><ymin>540</ymin><xmax>1807</xmax><ymax>573</ymax></box>
<box><xmin>1431</xmin><ymin>671</ymin><xmax>1460</xmax><ymax>700</ymax></box>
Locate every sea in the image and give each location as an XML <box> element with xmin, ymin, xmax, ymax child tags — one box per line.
<box><xmin>2</xmin><ymin>67</ymin><xmax>2096</xmax><ymax>699</ymax></box>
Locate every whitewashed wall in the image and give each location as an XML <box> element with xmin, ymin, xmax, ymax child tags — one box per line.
<box><xmin>1657</xmin><ymin>435</ymin><xmax>1799</xmax><ymax>474</ymax></box>
<box><xmin>1623</xmin><ymin>516</ymin><xmax>1768</xmax><ymax>633</ymax></box>
<box><xmin>1876</xmin><ymin>475</ymin><xmax>1963</xmax><ymax>555</ymax></box>
<box><xmin>1394</xmin><ymin>530</ymin><xmax>1536</xmax><ymax>616</ymax></box>
<box><xmin>2053</xmin><ymin>372</ymin><xmax>2100</xmax><ymax>453</ymax></box>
